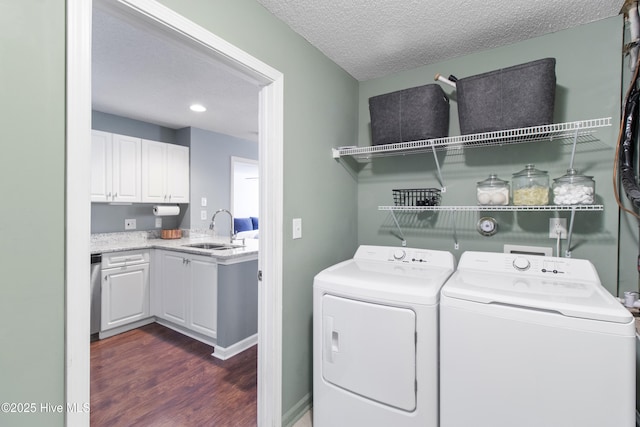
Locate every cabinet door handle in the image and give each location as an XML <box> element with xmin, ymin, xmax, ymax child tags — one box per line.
<box><xmin>168</xmin><ymin>194</ymin><xmax>172</xmax><ymax>200</ymax></box>
<box><xmin>104</xmin><ymin>276</ymin><xmax>108</xmax><ymax>281</ymax></box>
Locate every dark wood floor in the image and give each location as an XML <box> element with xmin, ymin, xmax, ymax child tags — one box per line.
<box><xmin>91</xmin><ymin>323</ymin><xmax>257</xmax><ymax>427</ymax></box>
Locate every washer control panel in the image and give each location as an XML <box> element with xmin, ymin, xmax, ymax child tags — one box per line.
<box><xmin>457</xmin><ymin>251</ymin><xmax>598</xmax><ymax>282</ymax></box>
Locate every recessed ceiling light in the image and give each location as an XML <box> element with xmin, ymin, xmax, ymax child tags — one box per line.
<box><xmin>190</xmin><ymin>104</ymin><xmax>206</xmax><ymax>112</ymax></box>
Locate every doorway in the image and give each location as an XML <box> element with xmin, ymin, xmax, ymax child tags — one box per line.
<box><xmin>66</xmin><ymin>0</ymin><xmax>284</xmax><ymax>425</ymax></box>
<box><xmin>231</xmin><ymin>157</ymin><xmax>259</xmax><ymax>219</ymax></box>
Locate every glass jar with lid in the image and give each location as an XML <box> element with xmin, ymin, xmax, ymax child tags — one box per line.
<box><xmin>511</xmin><ymin>164</ymin><xmax>549</xmax><ymax>206</ymax></box>
<box><xmin>476</xmin><ymin>174</ymin><xmax>510</xmax><ymax>205</ymax></box>
<box><xmin>552</xmin><ymin>169</ymin><xmax>595</xmax><ymax>205</ymax></box>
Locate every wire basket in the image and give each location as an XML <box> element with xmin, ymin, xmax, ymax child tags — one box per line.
<box><xmin>392</xmin><ymin>188</ymin><xmax>441</xmax><ymax>207</ymax></box>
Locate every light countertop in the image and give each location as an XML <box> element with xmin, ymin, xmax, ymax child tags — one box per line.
<box><xmin>91</xmin><ymin>231</ymin><xmax>258</xmax><ymax>262</ymax></box>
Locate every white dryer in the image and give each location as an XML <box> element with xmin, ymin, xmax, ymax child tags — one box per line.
<box><xmin>313</xmin><ymin>245</ymin><xmax>455</xmax><ymax>427</ymax></box>
<box><xmin>440</xmin><ymin>251</ymin><xmax>636</xmax><ymax>427</ymax></box>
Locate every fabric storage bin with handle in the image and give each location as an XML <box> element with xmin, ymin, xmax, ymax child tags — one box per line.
<box><xmin>456</xmin><ymin>58</ymin><xmax>556</xmax><ymax>135</ymax></box>
<box><xmin>369</xmin><ymin>83</ymin><xmax>449</xmax><ymax>145</ymax></box>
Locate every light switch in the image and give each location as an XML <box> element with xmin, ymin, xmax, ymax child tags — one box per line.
<box><xmin>201</xmin><ymin>197</ymin><xmax>207</xmax><ymax>207</ymax></box>
<box><xmin>293</xmin><ymin>218</ymin><xmax>302</xmax><ymax>239</ymax></box>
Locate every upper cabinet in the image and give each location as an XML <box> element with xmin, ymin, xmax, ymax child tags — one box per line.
<box><xmin>142</xmin><ymin>139</ymin><xmax>190</xmax><ymax>203</ymax></box>
<box><xmin>91</xmin><ymin>130</ymin><xmax>141</xmax><ymax>203</ymax></box>
<box><xmin>91</xmin><ymin>130</ymin><xmax>189</xmax><ymax>204</ymax></box>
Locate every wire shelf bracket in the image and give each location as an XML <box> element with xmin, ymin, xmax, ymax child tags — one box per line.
<box><xmin>380</xmin><ymin>205</ymin><xmax>603</xmax><ymax>255</ymax></box>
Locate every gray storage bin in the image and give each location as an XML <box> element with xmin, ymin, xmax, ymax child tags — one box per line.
<box><xmin>457</xmin><ymin>58</ymin><xmax>556</xmax><ymax>135</ymax></box>
<box><xmin>369</xmin><ymin>84</ymin><xmax>449</xmax><ymax>145</ymax></box>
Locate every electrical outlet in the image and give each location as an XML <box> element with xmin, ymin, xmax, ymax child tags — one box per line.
<box><xmin>125</xmin><ymin>219</ymin><xmax>137</xmax><ymax>230</ymax></box>
<box><xmin>155</xmin><ymin>218</ymin><xmax>162</xmax><ymax>228</ymax></box>
<box><xmin>200</xmin><ymin>210</ymin><xmax>208</xmax><ymax>220</ymax></box>
<box><xmin>549</xmin><ymin>218</ymin><xmax>567</xmax><ymax>239</ymax></box>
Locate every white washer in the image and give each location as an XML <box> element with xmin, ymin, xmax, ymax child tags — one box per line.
<box><xmin>313</xmin><ymin>245</ymin><xmax>455</xmax><ymax>427</ymax></box>
<box><xmin>440</xmin><ymin>251</ymin><xmax>636</xmax><ymax>427</ymax></box>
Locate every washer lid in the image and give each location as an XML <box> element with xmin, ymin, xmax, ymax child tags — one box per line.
<box><xmin>442</xmin><ymin>252</ymin><xmax>632</xmax><ymax>324</ymax></box>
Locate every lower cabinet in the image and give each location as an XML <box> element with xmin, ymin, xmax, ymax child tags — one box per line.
<box><xmin>155</xmin><ymin>250</ymin><xmax>218</xmax><ymax>339</ymax></box>
<box><xmin>101</xmin><ymin>250</ymin><xmax>150</xmax><ymax>332</ymax></box>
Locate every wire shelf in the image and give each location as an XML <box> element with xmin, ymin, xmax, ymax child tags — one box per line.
<box><xmin>379</xmin><ymin>205</ymin><xmax>604</xmax><ymax>212</ymax></box>
<box><xmin>332</xmin><ymin>117</ymin><xmax>612</xmax><ymax>161</ymax></box>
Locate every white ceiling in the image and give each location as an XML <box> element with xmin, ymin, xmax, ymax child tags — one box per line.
<box><xmin>92</xmin><ymin>5</ymin><xmax>261</xmax><ymax>141</ymax></box>
<box><xmin>92</xmin><ymin>1</ymin><xmax>625</xmax><ymax>141</ymax></box>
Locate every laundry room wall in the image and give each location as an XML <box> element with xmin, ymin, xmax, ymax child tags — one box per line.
<box><xmin>356</xmin><ymin>16</ymin><xmax>624</xmax><ymax>296</ymax></box>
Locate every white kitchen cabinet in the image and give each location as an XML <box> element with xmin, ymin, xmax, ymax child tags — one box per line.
<box><xmin>157</xmin><ymin>250</ymin><xmax>188</xmax><ymax>325</ymax></box>
<box><xmin>101</xmin><ymin>250</ymin><xmax>150</xmax><ymax>331</ymax></box>
<box><xmin>141</xmin><ymin>139</ymin><xmax>190</xmax><ymax>203</ymax></box>
<box><xmin>156</xmin><ymin>250</ymin><xmax>217</xmax><ymax>338</ymax></box>
<box><xmin>189</xmin><ymin>256</ymin><xmax>218</xmax><ymax>337</ymax></box>
<box><xmin>91</xmin><ymin>130</ymin><xmax>142</xmax><ymax>202</ymax></box>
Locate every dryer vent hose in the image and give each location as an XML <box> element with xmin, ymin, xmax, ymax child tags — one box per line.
<box><xmin>620</xmin><ymin>86</ymin><xmax>640</xmax><ymax>209</ymax></box>
<box><xmin>615</xmin><ymin>55</ymin><xmax>640</xmax><ymax>215</ymax></box>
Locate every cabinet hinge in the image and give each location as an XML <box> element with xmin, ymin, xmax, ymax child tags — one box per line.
<box><xmin>257</xmin><ymin>270</ymin><xmax>263</xmax><ymax>282</ymax></box>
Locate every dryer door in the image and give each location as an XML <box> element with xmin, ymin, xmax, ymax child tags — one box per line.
<box><xmin>321</xmin><ymin>294</ymin><xmax>416</xmax><ymax>411</ymax></box>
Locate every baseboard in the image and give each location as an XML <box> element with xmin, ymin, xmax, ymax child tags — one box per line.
<box><xmin>98</xmin><ymin>317</ymin><xmax>155</xmax><ymax>339</ymax></box>
<box><xmin>282</xmin><ymin>392</ymin><xmax>312</xmax><ymax>427</ymax></box>
<box><xmin>155</xmin><ymin>318</ymin><xmax>216</xmax><ymax>347</ymax></box>
<box><xmin>212</xmin><ymin>334</ymin><xmax>258</xmax><ymax>360</ymax></box>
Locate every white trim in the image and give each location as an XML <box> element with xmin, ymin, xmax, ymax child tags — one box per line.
<box><xmin>258</xmin><ymin>75</ymin><xmax>284</xmax><ymax>427</ymax></box>
<box><xmin>282</xmin><ymin>393</ymin><xmax>312</xmax><ymax>427</ymax></box>
<box><xmin>212</xmin><ymin>334</ymin><xmax>258</xmax><ymax>360</ymax></box>
<box><xmin>67</xmin><ymin>1</ymin><xmax>284</xmax><ymax>426</ymax></box>
<box><xmin>97</xmin><ymin>318</ymin><xmax>155</xmax><ymax>339</ymax></box>
<box><xmin>66</xmin><ymin>0</ymin><xmax>92</xmax><ymax>425</ymax></box>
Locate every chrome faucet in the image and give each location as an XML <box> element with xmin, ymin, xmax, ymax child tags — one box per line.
<box><xmin>210</xmin><ymin>209</ymin><xmax>236</xmax><ymax>243</ymax></box>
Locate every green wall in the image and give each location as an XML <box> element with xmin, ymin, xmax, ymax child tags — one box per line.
<box><xmin>155</xmin><ymin>1</ymin><xmax>360</xmax><ymax>424</ymax></box>
<box><xmin>0</xmin><ymin>1</ymin><xmax>66</xmax><ymax>426</ymax></box>
<box><xmin>2</xmin><ymin>2</ymin><xmax>631</xmax><ymax>426</ymax></box>
<box><xmin>357</xmin><ymin>16</ymin><xmax>624</xmax><ymax>296</ymax></box>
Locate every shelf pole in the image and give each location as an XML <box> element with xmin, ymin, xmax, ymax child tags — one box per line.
<box><xmin>451</xmin><ymin>211</ymin><xmax>459</xmax><ymax>250</ymax></box>
<box><xmin>568</xmin><ymin>123</ymin><xmax>580</xmax><ymax>170</ymax></box>
<box><xmin>564</xmin><ymin>207</ymin><xmax>577</xmax><ymax>258</ymax></box>
<box><xmin>431</xmin><ymin>143</ymin><xmax>446</xmax><ymax>192</ymax></box>
<box><xmin>390</xmin><ymin>210</ymin><xmax>407</xmax><ymax>247</ymax></box>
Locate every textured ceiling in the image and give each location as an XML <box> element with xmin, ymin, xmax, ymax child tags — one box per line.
<box><xmin>92</xmin><ymin>1</ymin><xmax>625</xmax><ymax>141</ymax></box>
<box><xmin>256</xmin><ymin>0</ymin><xmax>625</xmax><ymax>81</ymax></box>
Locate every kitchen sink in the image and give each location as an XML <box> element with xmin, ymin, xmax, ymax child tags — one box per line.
<box><xmin>183</xmin><ymin>242</ymin><xmax>240</xmax><ymax>250</ymax></box>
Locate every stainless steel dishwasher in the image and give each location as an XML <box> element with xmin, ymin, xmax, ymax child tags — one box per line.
<box><xmin>90</xmin><ymin>253</ymin><xmax>102</xmax><ymax>337</ymax></box>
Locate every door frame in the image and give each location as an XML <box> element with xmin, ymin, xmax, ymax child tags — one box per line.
<box><xmin>66</xmin><ymin>0</ymin><xmax>284</xmax><ymax>425</ymax></box>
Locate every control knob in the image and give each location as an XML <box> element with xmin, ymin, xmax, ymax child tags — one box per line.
<box><xmin>393</xmin><ymin>249</ymin><xmax>406</xmax><ymax>260</ymax></box>
<box><xmin>512</xmin><ymin>257</ymin><xmax>531</xmax><ymax>271</ymax></box>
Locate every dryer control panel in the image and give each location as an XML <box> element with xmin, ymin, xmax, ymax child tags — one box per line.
<box><xmin>354</xmin><ymin>245</ymin><xmax>454</xmax><ymax>267</ymax></box>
